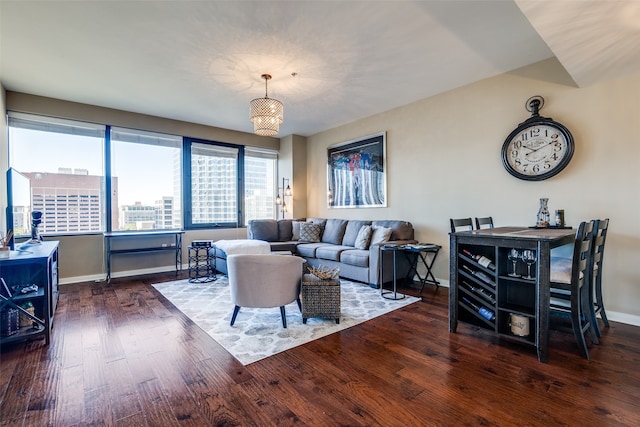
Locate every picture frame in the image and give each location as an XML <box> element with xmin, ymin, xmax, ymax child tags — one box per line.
<box><xmin>327</xmin><ymin>132</ymin><xmax>387</xmax><ymax>208</ymax></box>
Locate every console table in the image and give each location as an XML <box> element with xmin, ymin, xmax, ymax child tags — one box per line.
<box><xmin>449</xmin><ymin>227</ymin><xmax>575</xmax><ymax>363</ymax></box>
<box><xmin>104</xmin><ymin>230</ymin><xmax>184</xmax><ymax>282</ymax></box>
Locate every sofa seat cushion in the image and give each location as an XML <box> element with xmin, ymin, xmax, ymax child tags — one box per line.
<box><xmin>340</xmin><ymin>249</ymin><xmax>369</xmax><ymax>268</ymax></box>
<box><xmin>296</xmin><ymin>242</ymin><xmax>333</xmax><ymax>258</ymax></box>
<box><xmin>316</xmin><ymin>245</ymin><xmax>354</xmax><ymax>261</ymax></box>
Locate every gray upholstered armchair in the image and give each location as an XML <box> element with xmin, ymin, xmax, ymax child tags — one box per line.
<box><xmin>227</xmin><ymin>254</ymin><xmax>305</xmax><ymax>328</ymax></box>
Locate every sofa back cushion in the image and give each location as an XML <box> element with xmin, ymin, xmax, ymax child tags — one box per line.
<box><xmin>248</xmin><ymin>219</ymin><xmax>278</xmax><ymax>241</ymax></box>
<box><xmin>321</xmin><ymin>219</ymin><xmax>349</xmax><ymax>245</ymax></box>
<box><xmin>372</xmin><ymin>220</ymin><xmax>414</xmax><ymax>240</ymax></box>
<box><xmin>277</xmin><ymin>219</ymin><xmax>294</xmax><ymax>241</ymax></box>
<box><xmin>342</xmin><ymin>220</ymin><xmax>372</xmax><ymax>246</ymax></box>
<box><xmin>306</xmin><ymin>217</ymin><xmax>327</xmax><ymax>227</ymax></box>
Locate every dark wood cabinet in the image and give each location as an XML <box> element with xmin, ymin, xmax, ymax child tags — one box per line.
<box><xmin>449</xmin><ymin>227</ymin><xmax>575</xmax><ymax>362</ymax></box>
<box><xmin>0</xmin><ymin>241</ymin><xmax>59</xmax><ymax>345</ymax></box>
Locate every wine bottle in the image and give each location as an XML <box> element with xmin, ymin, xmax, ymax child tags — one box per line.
<box><xmin>462</xmin><ymin>296</ymin><xmax>495</xmax><ymax>321</ymax></box>
<box><xmin>463</xmin><ymin>281</ymin><xmax>496</xmax><ymax>304</ymax></box>
<box><xmin>462</xmin><ymin>265</ymin><xmax>494</xmax><ymax>286</ymax></box>
<box><xmin>461</xmin><ymin>249</ymin><xmax>496</xmax><ymax>270</ymax></box>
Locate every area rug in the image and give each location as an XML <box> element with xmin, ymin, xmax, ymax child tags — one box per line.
<box><xmin>152</xmin><ymin>277</ymin><xmax>419</xmax><ymax>365</ymax></box>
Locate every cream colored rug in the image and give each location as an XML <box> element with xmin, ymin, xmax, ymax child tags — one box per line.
<box><xmin>153</xmin><ymin>277</ymin><xmax>419</xmax><ymax>365</ymax></box>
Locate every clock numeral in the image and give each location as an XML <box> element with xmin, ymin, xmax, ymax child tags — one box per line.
<box><xmin>511</xmin><ymin>149</ymin><xmax>519</xmax><ymax>158</ymax></box>
<box><xmin>543</xmin><ymin>161</ymin><xmax>551</xmax><ymax>170</ymax></box>
<box><xmin>553</xmin><ymin>141</ymin><xmax>562</xmax><ymax>151</ymax></box>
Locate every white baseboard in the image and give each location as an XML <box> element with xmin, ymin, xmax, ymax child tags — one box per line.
<box><xmin>606</xmin><ymin>311</ymin><xmax>640</xmax><ymax>327</ymax></box>
<box><xmin>59</xmin><ymin>265</ymin><xmax>182</xmax><ymax>285</ymax></box>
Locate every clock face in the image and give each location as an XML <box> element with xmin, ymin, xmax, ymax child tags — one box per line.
<box><xmin>501</xmin><ymin>118</ymin><xmax>574</xmax><ymax>181</ymax></box>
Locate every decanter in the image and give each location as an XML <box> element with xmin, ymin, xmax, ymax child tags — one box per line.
<box><xmin>536</xmin><ymin>198</ymin><xmax>550</xmax><ymax>227</ymax></box>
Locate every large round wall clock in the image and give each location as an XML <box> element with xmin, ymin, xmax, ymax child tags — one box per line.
<box><xmin>501</xmin><ymin>96</ymin><xmax>574</xmax><ymax>181</ymax></box>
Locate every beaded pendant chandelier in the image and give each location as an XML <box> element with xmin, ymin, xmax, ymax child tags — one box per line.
<box><xmin>249</xmin><ymin>74</ymin><xmax>283</xmax><ymax>136</ymax></box>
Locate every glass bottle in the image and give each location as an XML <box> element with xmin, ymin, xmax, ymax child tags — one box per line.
<box><xmin>536</xmin><ymin>198</ymin><xmax>550</xmax><ymax>227</ymax></box>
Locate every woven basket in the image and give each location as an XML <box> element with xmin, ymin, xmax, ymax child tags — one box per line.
<box><xmin>301</xmin><ymin>274</ymin><xmax>341</xmax><ymax>324</ymax></box>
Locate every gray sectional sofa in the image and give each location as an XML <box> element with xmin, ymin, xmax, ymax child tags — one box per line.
<box><xmin>212</xmin><ymin>217</ymin><xmax>417</xmax><ymax>288</ymax></box>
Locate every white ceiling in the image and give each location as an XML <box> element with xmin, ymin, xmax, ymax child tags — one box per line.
<box><xmin>1</xmin><ymin>1</ymin><xmax>639</xmax><ymax>137</ymax></box>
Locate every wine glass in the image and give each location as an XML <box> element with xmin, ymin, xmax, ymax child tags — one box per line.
<box><xmin>522</xmin><ymin>250</ymin><xmax>536</xmax><ymax>280</ymax></box>
<box><xmin>507</xmin><ymin>249</ymin><xmax>521</xmax><ymax>277</ymax></box>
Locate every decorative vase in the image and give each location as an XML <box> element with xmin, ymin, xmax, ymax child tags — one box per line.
<box><xmin>536</xmin><ymin>198</ymin><xmax>550</xmax><ymax>227</ymax></box>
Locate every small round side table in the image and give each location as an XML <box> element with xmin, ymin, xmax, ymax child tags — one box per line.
<box><xmin>188</xmin><ymin>241</ymin><xmax>216</xmax><ymax>283</ymax></box>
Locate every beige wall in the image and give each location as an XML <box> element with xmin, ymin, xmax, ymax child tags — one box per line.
<box><xmin>278</xmin><ymin>134</ymin><xmax>308</xmax><ymax>220</ymax></box>
<box><xmin>306</xmin><ymin>58</ymin><xmax>640</xmax><ymax>322</ymax></box>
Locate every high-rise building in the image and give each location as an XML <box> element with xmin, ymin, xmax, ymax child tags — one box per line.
<box><xmin>25</xmin><ymin>169</ymin><xmax>110</xmax><ymax>233</ymax></box>
<box><xmin>155</xmin><ymin>196</ymin><xmax>175</xmax><ymax>229</ymax></box>
<box><xmin>120</xmin><ymin>202</ymin><xmax>156</xmax><ymax>230</ymax></box>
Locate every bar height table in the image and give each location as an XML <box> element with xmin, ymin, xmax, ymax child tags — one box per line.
<box><xmin>449</xmin><ymin>226</ymin><xmax>575</xmax><ymax>363</ymax></box>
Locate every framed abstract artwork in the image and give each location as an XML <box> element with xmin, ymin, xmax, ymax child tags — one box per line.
<box><xmin>327</xmin><ymin>132</ymin><xmax>386</xmax><ymax>208</ymax></box>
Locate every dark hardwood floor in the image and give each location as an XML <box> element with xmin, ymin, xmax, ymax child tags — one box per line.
<box><xmin>2</xmin><ymin>272</ymin><xmax>639</xmax><ymax>426</ymax></box>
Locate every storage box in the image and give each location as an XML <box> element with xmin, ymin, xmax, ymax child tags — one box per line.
<box><xmin>301</xmin><ymin>274</ymin><xmax>341</xmax><ymax>324</ymax></box>
<box><xmin>1</xmin><ymin>308</ymin><xmax>20</xmax><ymax>336</ymax></box>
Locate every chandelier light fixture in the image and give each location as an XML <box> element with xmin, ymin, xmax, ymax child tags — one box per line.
<box><xmin>249</xmin><ymin>74</ymin><xmax>283</xmax><ymax>136</ymax></box>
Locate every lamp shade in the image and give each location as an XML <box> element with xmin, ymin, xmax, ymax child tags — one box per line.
<box><xmin>250</xmin><ymin>97</ymin><xmax>283</xmax><ymax>136</ymax></box>
<box><xmin>250</xmin><ymin>74</ymin><xmax>283</xmax><ymax>136</ymax></box>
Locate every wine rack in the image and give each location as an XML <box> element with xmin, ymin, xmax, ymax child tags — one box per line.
<box><xmin>454</xmin><ymin>244</ymin><xmax>536</xmax><ymax>345</ymax></box>
<box><xmin>456</xmin><ymin>245</ymin><xmax>497</xmax><ymax>330</ymax></box>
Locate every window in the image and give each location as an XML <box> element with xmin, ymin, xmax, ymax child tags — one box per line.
<box><xmin>110</xmin><ymin>127</ymin><xmax>182</xmax><ymax>231</ymax></box>
<box><xmin>185</xmin><ymin>140</ymin><xmax>240</xmax><ymax>228</ymax></box>
<box><xmin>245</xmin><ymin>147</ymin><xmax>277</xmax><ymax>222</ymax></box>
<box><xmin>7</xmin><ymin>113</ymin><xmax>106</xmax><ymax>236</ymax></box>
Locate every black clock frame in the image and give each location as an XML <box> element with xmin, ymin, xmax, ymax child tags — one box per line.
<box><xmin>501</xmin><ymin>111</ymin><xmax>574</xmax><ymax>182</ymax></box>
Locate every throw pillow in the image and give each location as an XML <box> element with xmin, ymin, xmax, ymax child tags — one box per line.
<box><xmin>370</xmin><ymin>225</ymin><xmax>392</xmax><ymax>246</ymax></box>
<box><xmin>299</xmin><ymin>222</ymin><xmax>322</xmax><ymax>243</ymax></box>
<box><xmin>292</xmin><ymin>221</ymin><xmax>306</xmax><ymax>241</ymax></box>
<box><xmin>354</xmin><ymin>225</ymin><xmax>373</xmax><ymax>250</ymax></box>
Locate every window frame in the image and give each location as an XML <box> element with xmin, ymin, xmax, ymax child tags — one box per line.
<box><xmin>182</xmin><ymin>137</ymin><xmax>246</xmax><ymax>230</ymax></box>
